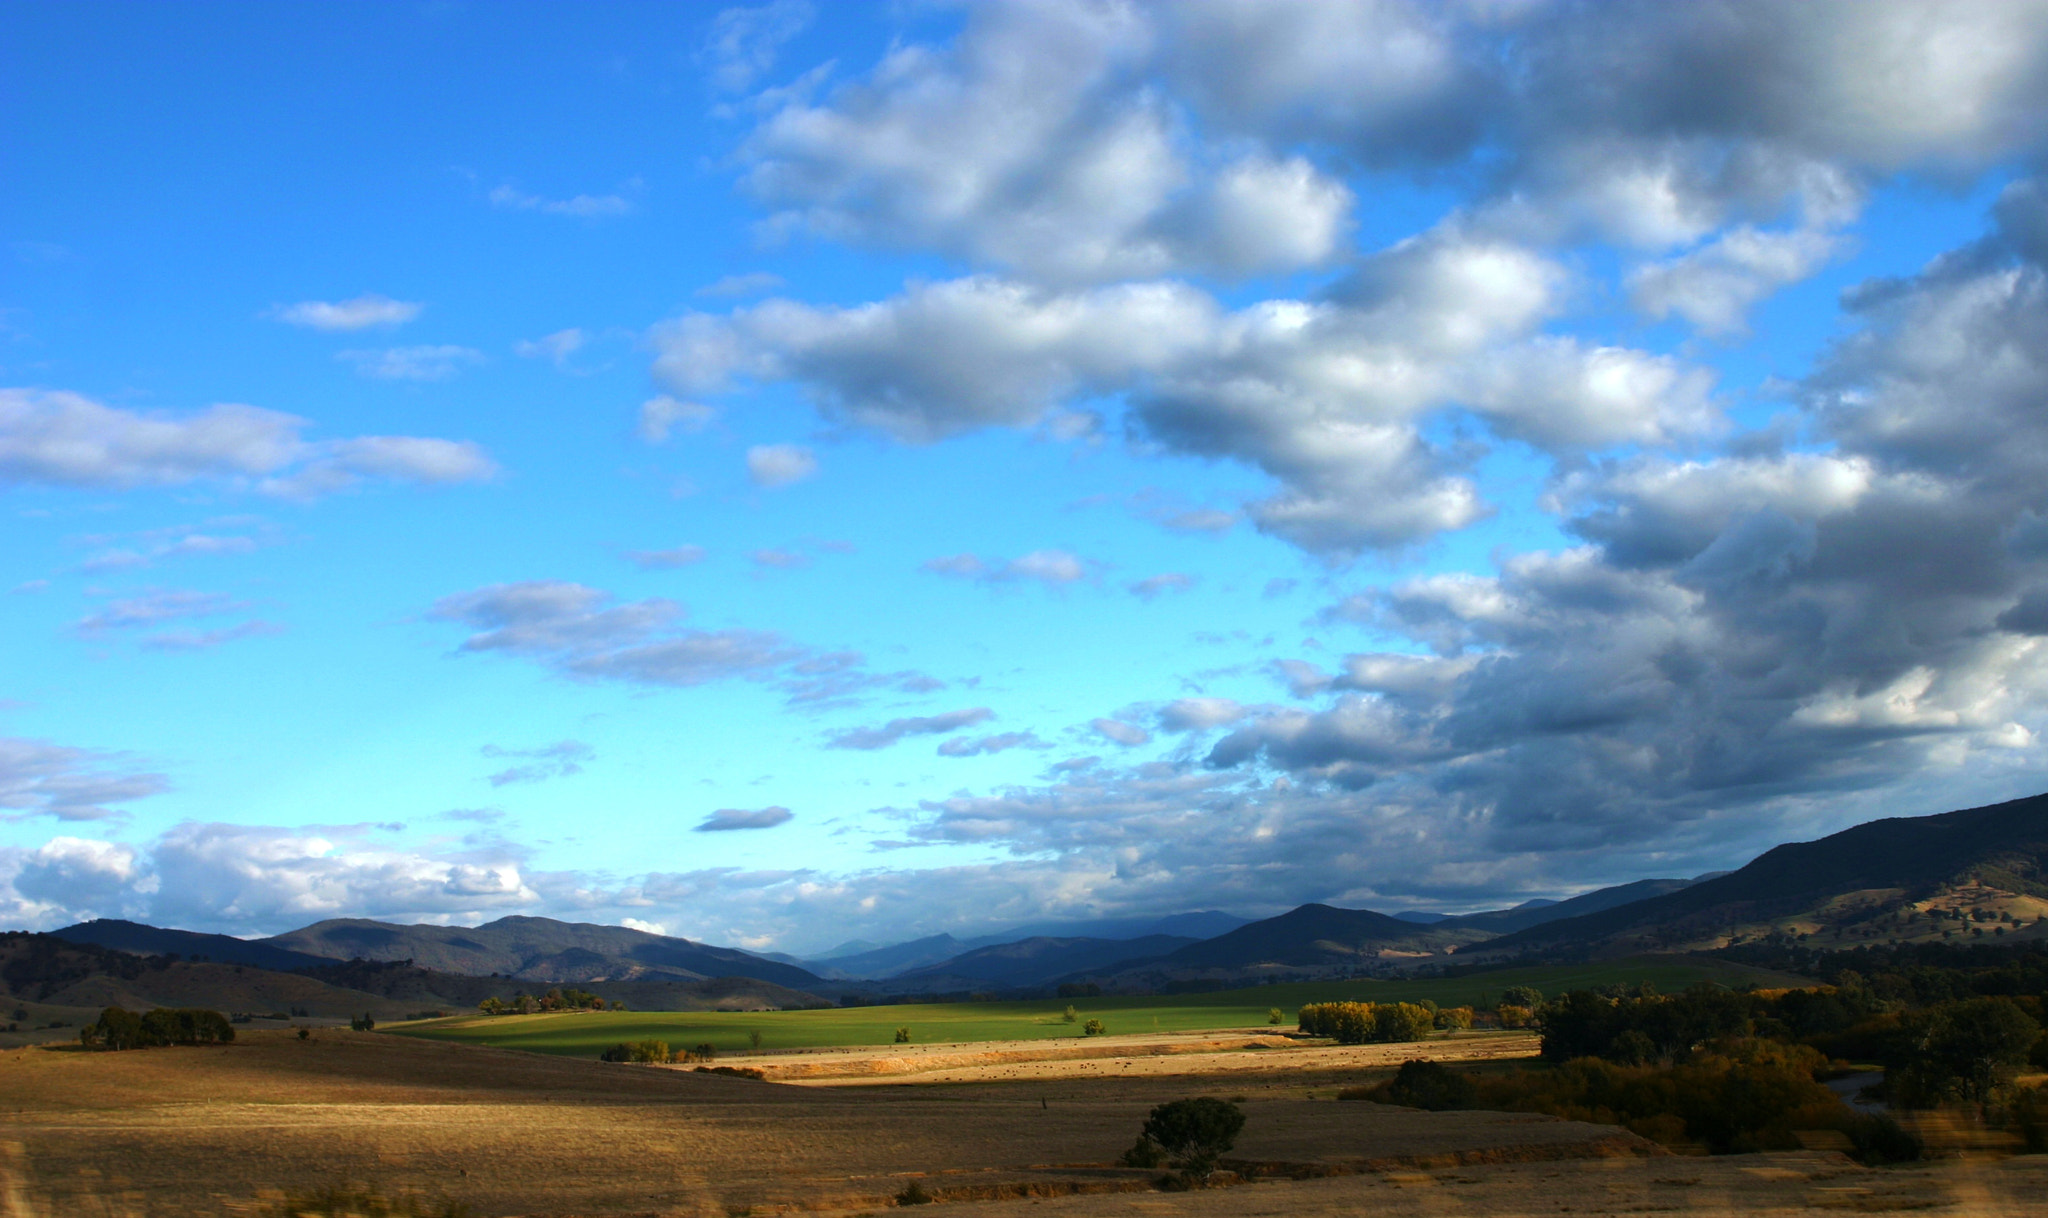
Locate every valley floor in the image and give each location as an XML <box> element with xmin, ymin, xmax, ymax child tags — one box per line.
<box><xmin>3</xmin><ymin>1028</ymin><xmax>2041</xmax><ymax>1217</ymax></box>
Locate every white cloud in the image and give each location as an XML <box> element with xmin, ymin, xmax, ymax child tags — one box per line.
<box><xmin>273</xmin><ymin>294</ymin><xmax>422</xmax><ymax>331</ymax></box>
<box><xmin>427</xmin><ymin>579</ymin><xmax>934</xmax><ymax>707</ymax></box>
<box><xmin>514</xmin><ymin>328</ymin><xmax>586</xmax><ymax>366</ymax></box>
<box><xmin>0</xmin><ymin>737</ymin><xmax>169</xmax><ymax>822</ymax></box>
<box><xmin>923</xmin><ymin>548</ymin><xmax>1097</xmax><ymax>589</ymax></box>
<box><xmin>627</xmin><ymin>544</ymin><xmax>708</xmax><ymax>570</ymax></box>
<box><xmin>699</xmin><ymin>0</ymin><xmax>814</xmax><ymax>93</ymax></box>
<box><xmin>489</xmin><ymin>184</ymin><xmax>633</xmax><ymax>218</ymax></box>
<box><xmin>825</xmin><ymin>707</ymin><xmax>994</xmax><ymax>751</ymax></box>
<box><xmin>481</xmin><ymin>740</ymin><xmax>594</xmax><ymax>787</ymax></box>
<box><xmin>695</xmin><ymin>805</ymin><xmax>795</xmax><ymax>832</ymax></box>
<box><xmin>736</xmin><ymin>0</ymin><xmax>1354</xmax><ymax>282</ymax></box>
<box><xmin>696</xmin><ymin>272</ymin><xmax>785</xmax><ymax>299</ymax></box>
<box><xmin>1157</xmin><ymin>697</ymin><xmax>1247</xmax><ymax>733</ymax></box>
<box><xmin>1128</xmin><ymin>572</ymin><xmax>1196</xmax><ymax>600</ymax></box>
<box><xmin>1090</xmin><ymin>717</ymin><xmax>1150</xmax><ymax>747</ymax></box>
<box><xmin>337</xmin><ymin>345</ymin><xmax>487</xmax><ymax>381</ymax></box>
<box><xmin>745</xmin><ymin>443</ymin><xmax>817</xmax><ymax>487</ymax></box>
<box><xmin>638</xmin><ymin>395</ymin><xmax>717</xmax><ymax>443</ymax></box>
<box><xmin>0</xmin><ymin>389</ymin><xmax>494</xmax><ymax>497</ymax></box>
<box><xmin>1629</xmin><ymin>227</ymin><xmax>1844</xmax><ymax>335</ymax></box>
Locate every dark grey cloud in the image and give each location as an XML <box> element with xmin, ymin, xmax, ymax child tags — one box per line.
<box><xmin>694</xmin><ymin>806</ymin><xmax>795</xmax><ymax>832</ymax></box>
<box><xmin>826</xmin><ymin>707</ymin><xmax>993</xmax><ymax>751</ymax></box>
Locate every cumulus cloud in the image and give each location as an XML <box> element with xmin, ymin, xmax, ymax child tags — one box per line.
<box><xmin>272</xmin><ymin>294</ymin><xmax>422</xmax><ymax>331</ymax></box>
<box><xmin>337</xmin><ymin>345</ymin><xmax>487</xmax><ymax>381</ymax></box>
<box><xmin>653</xmin><ymin>229</ymin><xmax>1716</xmax><ymax>555</ymax></box>
<box><xmin>0</xmin><ymin>737</ymin><xmax>169</xmax><ymax>822</ymax></box>
<box><xmin>695</xmin><ymin>805</ymin><xmax>795</xmax><ymax>832</ymax></box>
<box><xmin>746</xmin><ymin>443</ymin><xmax>817</xmax><ymax>487</ymax></box>
<box><xmin>826</xmin><ymin>707</ymin><xmax>994</xmax><ymax>751</ymax></box>
<box><xmin>736</xmin><ymin>0</ymin><xmax>1353</xmax><ymax>282</ymax></box>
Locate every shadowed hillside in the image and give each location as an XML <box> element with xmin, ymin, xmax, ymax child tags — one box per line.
<box><xmin>1474</xmin><ymin>791</ymin><xmax>2048</xmax><ymax>958</ymax></box>
<box><xmin>262</xmin><ymin>914</ymin><xmax>827</xmax><ymax>989</ymax></box>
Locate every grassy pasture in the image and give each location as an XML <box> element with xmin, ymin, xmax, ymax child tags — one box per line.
<box><xmin>390</xmin><ymin>955</ymin><xmax>1801</xmax><ymax>1059</ymax></box>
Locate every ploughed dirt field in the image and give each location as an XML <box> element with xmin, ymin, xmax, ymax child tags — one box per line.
<box><xmin>3</xmin><ymin>1028</ymin><xmax>2042</xmax><ymax>1217</ymax></box>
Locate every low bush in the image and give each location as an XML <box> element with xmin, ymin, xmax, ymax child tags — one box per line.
<box><xmin>1083</xmin><ymin>1018</ymin><xmax>1106</xmax><ymax>1036</ymax></box>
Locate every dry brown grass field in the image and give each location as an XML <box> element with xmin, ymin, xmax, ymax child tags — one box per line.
<box><xmin>3</xmin><ymin>1028</ymin><xmax>2043</xmax><ymax>1217</ymax></box>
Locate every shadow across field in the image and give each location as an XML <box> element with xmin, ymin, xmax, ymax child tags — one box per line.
<box><xmin>2</xmin><ymin>1028</ymin><xmax>1640</xmax><ymax>1216</ymax></box>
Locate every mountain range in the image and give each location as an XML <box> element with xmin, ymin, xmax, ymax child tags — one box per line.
<box><xmin>37</xmin><ymin>791</ymin><xmax>2048</xmax><ymax>1005</ymax></box>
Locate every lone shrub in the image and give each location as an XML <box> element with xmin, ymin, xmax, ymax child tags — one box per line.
<box><xmin>895</xmin><ymin>1181</ymin><xmax>934</xmax><ymax>1205</ymax></box>
<box><xmin>1138</xmin><ymin>1097</ymin><xmax>1246</xmax><ymax>1181</ymax></box>
<box><xmin>894</xmin><ymin>1026</ymin><xmax>912</xmax><ymax>1043</ymax></box>
<box><xmin>1062</xmin><ymin>1005</ymin><xmax>1078</xmax><ymax>1023</ymax></box>
<box><xmin>351</xmin><ymin>1013</ymin><xmax>376</xmax><ymax>1032</ymax></box>
<box><xmin>1267</xmin><ymin>1007</ymin><xmax>1284</xmax><ymax>1025</ymax></box>
<box><xmin>1083</xmin><ymin>1018</ymin><xmax>1106</xmax><ymax>1036</ymax></box>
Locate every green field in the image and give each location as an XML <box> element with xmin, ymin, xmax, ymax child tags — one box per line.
<box><xmin>388</xmin><ymin>956</ymin><xmax>1805</xmax><ymax>1060</ymax></box>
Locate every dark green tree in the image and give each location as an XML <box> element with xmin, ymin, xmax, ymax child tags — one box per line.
<box><xmin>1138</xmin><ymin>1097</ymin><xmax>1246</xmax><ymax>1181</ymax></box>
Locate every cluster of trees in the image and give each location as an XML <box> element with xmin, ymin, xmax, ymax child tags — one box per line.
<box><xmin>1534</xmin><ymin>977</ymin><xmax>2046</xmax><ymax>1115</ymax></box>
<box><xmin>1297</xmin><ymin>1000</ymin><xmax>1469</xmax><ymax>1044</ymax></box>
<box><xmin>79</xmin><ymin>1006</ymin><xmax>234</xmax><ymax>1050</ymax></box>
<box><xmin>478</xmin><ymin>987</ymin><xmax>615</xmax><ymax>1015</ymax></box>
<box><xmin>1345</xmin><ymin>1046</ymin><xmax>1920</xmax><ymax>1163</ymax></box>
<box><xmin>1338</xmin><ymin>956</ymin><xmax>2048</xmax><ymax>1162</ymax></box>
<box><xmin>599</xmin><ymin>1038</ymin><xmax>719</xmax><ymax>1064</ymax></box>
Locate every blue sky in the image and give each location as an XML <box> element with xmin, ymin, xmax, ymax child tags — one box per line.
<box><xmin>8</xmin><ymin>1</ymin><xmax>2048</xmax><ymax>954</ymax></box>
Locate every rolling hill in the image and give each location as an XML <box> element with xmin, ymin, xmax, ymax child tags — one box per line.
<box><xmin>884</xmin><ymin>933</ymin><xmax>1199</xmax><ymax>990</ymax></box>
<box><xmin>261</xmin><ymin>914</ymin><xmax>827</xmax><ymax>989</ymax></box>
<box><xmin>51</xmin><ymin>919</ymin><xmax>334</xmax><ymax>971</ymax></box>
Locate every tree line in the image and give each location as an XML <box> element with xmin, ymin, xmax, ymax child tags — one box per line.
<box><xmin>79</xmin><ymin>1006</ymin><xmax>234</xmax><ymax>1050</ymax></box>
